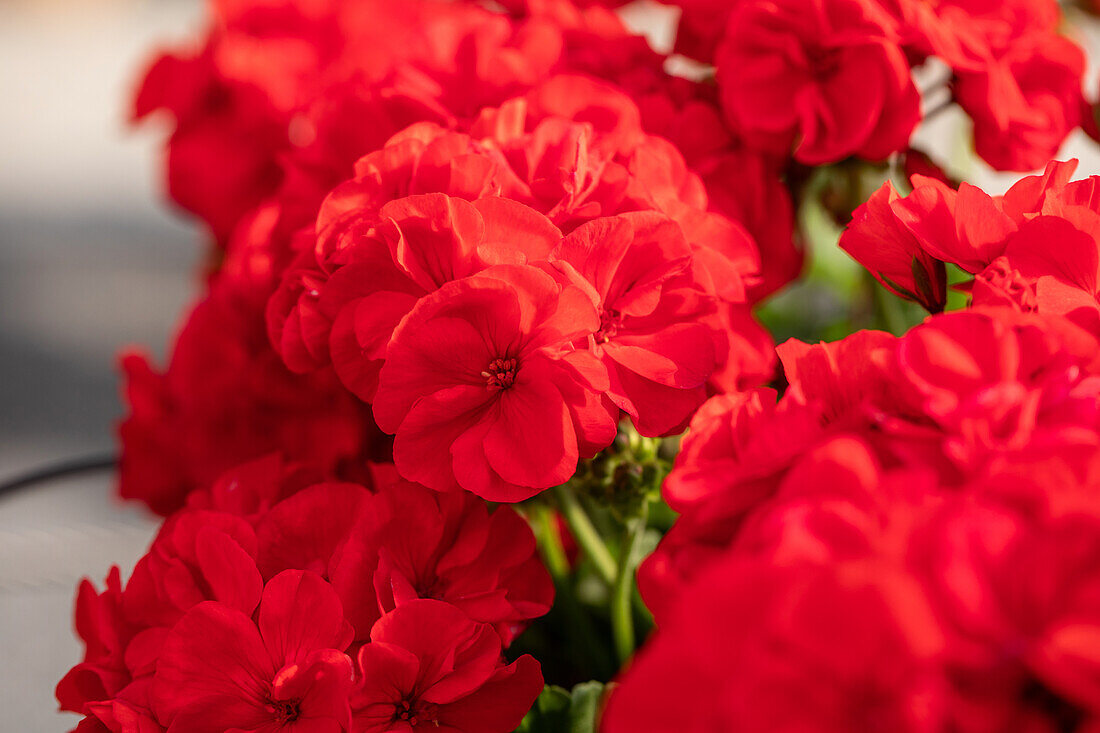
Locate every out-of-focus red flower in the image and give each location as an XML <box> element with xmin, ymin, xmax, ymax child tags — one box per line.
<box><xmin>133</xmin><ymin>48</ymin><xmax>287</xmax><ymax>246</ymax></box>
<box><xmin>696</xmin><ymin>150</ymin><xmax>802</xmax><ymax>302</ymax></box>
<box><xmin>886</xmin><ymin>310</ymin><xmax>1100</xmax><ymax>477</ymax></box>
<box><xmin>664</xmin><ymin>0</ymin><xmax>744</xmax><ymax>64</ymax></box>
<box><xmin>644</xmin><ymin>308</ymin><xmax>1100</xmax><ymax>617</ymax></box>
<box><xmin>153</xmin><ymin>570</ymin><xmax>354</xmax><ymax>732</ymax></box>
<box><xmin>184</xmin><ymin>453</ymin><xmax>327</xmax><ymax>524</ymax></box>
<box><xmin>372</xmin><ymin>265</ymin><xmax>615</xmax><ymax>501</ymax></box>
<box><xmin>119</xmin><ymin>276</ymin><xmax>374</xmax><ymax>516</ymax></box>
<box><xmin>716</xmin><ymin>0</ymin><xmax>920</xmax><ymax>164</ymax></box>
<box><xmin>955</xmin><ymin>34</ymin><xmax>1085</xmax><ymax>172</ymax></box>
<box><xmin>123</xmin><ymin>510</ymin><xmax>262</xmax><ymax>633</ymax></box>
<box><xmin>56</xmin><ymin>568</ymin><xmax>136</xmax><ymax>719</ymax></box>
<box><xmin>351</xmin><ymin>599</ymin><xmax>543</xmax><ymax>733</ymax></box>
<box><xmin>910</xmin><ymin>500</ymin><xmax>1100</xmax><ymax>729</ymax></box>
<box><xmin>608</xmin><ymin>558</ymin><xmax>947</xmax><ymax>732</ymax></box>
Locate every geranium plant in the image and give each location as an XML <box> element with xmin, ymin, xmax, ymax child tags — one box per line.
<box><xmin>53</xmin><ymin>0</ymin><xmax>1100</xmax><ymax>731</ymax></box>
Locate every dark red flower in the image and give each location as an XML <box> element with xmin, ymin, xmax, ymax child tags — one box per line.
<box><xmin>133</xmin><ymin>46</ymin><xmax>286</xmax><ymax>246</ymax></box>
<box><xmin>185</xmin><ymin>453</ymin><xmax>328</xmax><ymax>524</ymax></box>
<box><xmin>153</xmin><ymin>570</ymin><xmax>354</xmax><ymax>733</ymax></box>
<box><xmin>351</xmin><ymin>599</ymin><xmax>543</xmax><ymax>733</ymax></box>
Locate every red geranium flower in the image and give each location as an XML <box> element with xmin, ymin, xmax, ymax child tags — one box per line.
<box><xmin>253</xmin><ymin>479</ymin><xmax>553</xmax><ymax>642</ymax></box>
<box><xmin>549</xmin><ymin>212</ymin><xmax>717</xmax><ymax>436</ymax></box>
<box><xmin>372</xmin><ymin>264</ymin><xmax>615</xmax><ymax>501</ymax></box>
<box><xmin>119</xmin><ymin>278</ymin><xmax>371</xmax><ymax>516</ymax></box>
<box><xmin>841</xmin><ymin>180</ymin><xmax>948</xmax><ymax>313</ymax></box>
<box><xmin>124</xmin><ymin>510</ymin><xmax>262</xmax><ymax>632</ymax></box>
<box><xmin>608</xmin><ymin>559</ymin><xmax>947</xmax><ymax>732</ymax></box>
<box><xmin>56</xmin><ymin>568</ymin><xmax>135</xmax><ymax>719</ymax></box>
<box><xmin>716</xmin><ymin>0</ymin><xmax>920</xmax><ymax>164</ymax></box>
<box><xmin>153</xmin><ymin>570</ymin><xmax>354</xmax><ymax>733</ymax></box>
<box><xmin>351</xmin><ymin>599</ymin><xmax>543</xmax><ymax>733</ymax></box>
<box><xmin>325</xmin><ymin>194</ymin><xmax>560</xmax><ymax>402</ymax></box>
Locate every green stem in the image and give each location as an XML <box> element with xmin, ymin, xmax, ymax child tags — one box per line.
<box><xmin>528</xmin><ymin>504</ymin><xmax>616</xmax><ymax>681</ymax></box>
<box><xmin>611</xmin><ymin>501</ymin><xmax>649</xmax><ymax>665</ymax></box>
<box><xmin>533</xmin><ymin>505</ymin><xmax>571</xmax><ymax>582</ymax></box>
<box><xmin>870</xmin><ymin>270</ymin><xmax>909</xmax><ymax>335</ymax></box>
<box><xmin>553</xmin><ymin>484</ymin><xmax>618</xmax><ymax>586</ymax></box>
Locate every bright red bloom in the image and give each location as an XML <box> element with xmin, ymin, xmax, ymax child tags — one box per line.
<box><xmin>840</xmin><ymin>180</ymin><xmax>948</xmax><ymax>313</ymax></box>
<box><xmin>266</xmin><ymin>125</ymin><xmax>535</xmax><ymax>388</ymax></box>
<box><xmin>372</xmin><ymin>265</ymin><xmax>614</xmax><ymax>501</ymax></box>
<box><xmin>955</xmin><ymin>34</ymin><xmax>1085</xmax><ymax>172</ymax></box>
<box><xmin>124</xmin><ymin>510</ymin><xmax>262</xmax><ymax>632</ymax></box>
<box><xmin>322</xmin><ymin>193</ymin><xmax>559</xmax><ymax>402</ymax></box>
<box><xmin>119</xmin><ymin>277</ymin><xmax>372</xmax><ymax>515</ymax></box>
<box><xmin>253</xmin><ymin>480</ymin><xmax>553</xmax><ymax>642</ymax></box>
<box><xmin>716</xmin><ymin>0</ymin><xmax>920</xmax><ymax>164</ymax></box>
<box><xmin>843</xmin><ymin>162</ymin><xmax>1100</xmax><ymax>341</ymax></box>
<box><xmin>57</xmin><ymin>510</ymin><xmax>270</xmax><ymax>731</ymax></box>
<box><xmin>549</xmin><ymin>213</ymin><xmax>717</xmax><ymax>436</ymax></box>
<box><xmin>338</xmin><ymin>481</ymin><xmax>553</xmax><ymax>645</ymax></box>
<box><xmin>910</xmin><ymin>501</ymin><xmax>1100</xmax><ymax>729</ymax></box>
<box><xmin>153</xmin><ymin>570</ymin><xmax>354</xmax><ymax>733</ymax></box>
<box><xmin>351</xmin><ymin>599</ymin><xmax>543</xmax><ymax>733</ymax></box>
<box><xmin>608</xmin><ymin>558</ymin><xmax>947</xmax><ymax>732</ymax></box>
<box><xmin>660</xmin><ymin>388</ymin><xmax>825</xmax><ymax>514</ymax></box>
<box><xmin>57</xmin><ymin>568</ymin><xmax>137</xmax><ymax>719</ymax></box>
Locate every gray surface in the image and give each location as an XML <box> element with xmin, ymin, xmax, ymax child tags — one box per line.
<box><xmin>1</xmin><ymin>1</ymin><xmax>200</xmax><ymax>729</ymax></box>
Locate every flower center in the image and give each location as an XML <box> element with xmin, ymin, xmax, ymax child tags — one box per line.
<box><xmin>266</xmin><ymin>698</ymin><xmax>301</xmax><ymax>725</ymax></box>
<box><xmin>596</xmin><ymin>309</ymin><xmax>622</xmax><ymax>344</ymax></box>
<box><xmin>805</xmin><ymin>44</ymin><xmax>843</xmax><ymax>78</ymax></box>
<box><xmin>394</xmin><ymin>697</ymin><xmax>438</xmax><ymax>726</ymax></box>
<box><xmin>482</xmin><ymin>358</ymin><xmax>517</xmax><ymax>390</ymax></box>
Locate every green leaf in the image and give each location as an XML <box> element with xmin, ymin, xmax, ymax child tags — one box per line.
<box><xmin>516</xmin><ymin>685</ymin><xmax>571</xmax><ymax>733</ymax></box>
<box><xmin>568</xmin><ymin>681</ymin><xmax>606</xmax><ymax>733</ymax></box>
<box><xmin>514</xmin><ymin>682</ymin><xmax>608</xmax><ymax>733</ymax></box>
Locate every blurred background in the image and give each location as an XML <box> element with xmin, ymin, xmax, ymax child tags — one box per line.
<box><xmin>3</xmin><ymin>0</ymin><xmax>1100</xmax><ymax>730</ymax></box>
<box><xmin>0</xmin><ymin>0</ymin><xmax>200</xmax><ymax>728</ymax></box>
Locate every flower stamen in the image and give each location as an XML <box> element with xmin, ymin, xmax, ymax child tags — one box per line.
<box><xmin>482</xmin><ymin>358</ymin><xmax>517</xmax><ymax>390</ymax></box>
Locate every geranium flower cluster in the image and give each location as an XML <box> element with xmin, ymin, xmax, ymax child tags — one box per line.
<box><xmin>656</xmin><ymin>0</ymin><xmax>1088</xmax><ymax>171</ymax></box>
<box><xmin>122</xmin><ymin>0</ymin><xmax>777</xmax><ymax>511</ymax></box>
<box><xmin>59</xmin><ymin>456</ymin><xmax>552</xmax><ymax>732</ymax></box>
<box><xmin>55</xmin><ymin>0</ymin><xmax>1100</xmax><ymax>731</ymax></box>
<box><xmin>843</xmin><ymin>158</ymin><xmax>1100</xmax><ymax>335</ymax></box>
<box><xmin>605</xmin><ymin>165</ymin><xmax>1100</xmax><ymax>731</ymax></box>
